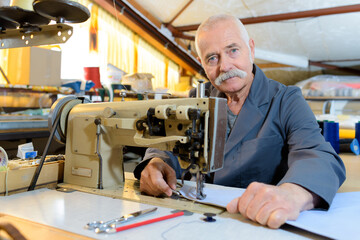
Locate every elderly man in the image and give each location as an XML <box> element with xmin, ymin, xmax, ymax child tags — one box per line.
<box><xmin>134</xmin><ymin>14</ymin><xmax>345</xmax><ymax>229</ymax></box>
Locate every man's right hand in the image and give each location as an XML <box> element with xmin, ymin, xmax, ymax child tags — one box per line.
<box><xmin>139</xmin><ymin>158</ymin><xmax>177</xmax><ymax>197</ymax></box>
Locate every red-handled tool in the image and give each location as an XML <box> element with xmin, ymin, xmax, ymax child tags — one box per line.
<box><xmin>104</xmin><ymin>211</ymin><xmax>185</xmax><ymax>234</ymax></box>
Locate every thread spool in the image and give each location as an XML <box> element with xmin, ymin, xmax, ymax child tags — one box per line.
<box><xmin>356</xmin><ymin>121</ymin><xmax>360</xmax><ymax>145</ymax></box>
<box><xmin>339</xmin><ymin>139</ymin><xmax>359</xmax><ymax>155</ymax></box>
<box><xmin>323</xmin><ymin>121</ymin><xmax>340</xmax><ymax>154</ymax></box>
<box><xmin>84</xmin><ymin>67</ymin><xmax>101</xmax><ymax>89</ymax></box>
<box><xmin>202</xmin><ymin>213</ymin><xmax>216</xmax><ymax>222</ymax></box>
<box><xmin>317</xmin><ymin>120</ymin><xmax>324</xmax><ymax>135</ymax></box>
<box><xmin>10</xmin><ymin>0</ymin><xmax>33</xmax><ymax>10</ymax></box>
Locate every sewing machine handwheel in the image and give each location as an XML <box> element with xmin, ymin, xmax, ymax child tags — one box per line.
<box><xmin>49</xmin><ymin>96</ymin><xmax>91</xmax><ymax>144</ymax></box>
<box><xmin>0</xmin><ymin>6</ymin><xmax>50</xmax><ymax>26</ymax></box>
<box><xmin>33</xmin><ymin>0</ymin><xmax>90</xmax><ymax>23</ymax></box>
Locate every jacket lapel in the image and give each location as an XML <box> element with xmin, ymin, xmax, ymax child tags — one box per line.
<box><xmin>224</xmin><ymin>98</ymin><xmax>264</xmax><ymax>154</ymax></box>
<box><xmin>211</xmin><ymin>64</ymin><xmax>271</xmax><ymax>155</ymax></box>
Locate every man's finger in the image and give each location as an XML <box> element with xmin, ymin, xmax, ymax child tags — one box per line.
<box><xmin>254</xmin><ymin>202</ymin><xmax>274</xmax><ymax>225</ymax></box>
<box><xmin>237</xmin><ymin>182</ymin><xmax>260</xmax><ymax>216</ymax></box>
<box><xmin>267</xmin><ymin>209</ymin><xmax>288</xmax><ymax>229</ymax></box>
<box><xmin>151</xmin><ymin>174</ymin><xmax>173</xmax><ymax>196</ymax></box>
<box><xmin>226</xmin><ymin>197</ymin><xmax>241</xmax><ymax>213</ymax></box>
<box><xmin>140</xmin><ymin>173</ymin><xmax>160</xmax><ymax>195</ymax></box>
<box><xmin>163</xmin><ymin>166</ymin><xmax>177</xmax><ymax>190</ymax></box>
<box><xmin>246</xmin><ymin>187</ymin><xmax>274</xmax><ymax>221</ymax></box>
<box><xmin>140</xmin><ymin>180</ymin><xmax>157</xmax><ymax>196</ymax></box>
<box><xmin>139</xmin><ymin>158</ymin><xmax>176</xmax><ymax>196</ymax></box>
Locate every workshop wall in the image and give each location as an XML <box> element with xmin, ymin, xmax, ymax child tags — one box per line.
<box><xmin>60</xmin><ymin>0</ymin><xmax>182</xmax><ymax>93</ymax></box>
<box><xmin>0</xmin><ymin>0</ymin><xmax>186</xmax><ymax>94</ymax></box>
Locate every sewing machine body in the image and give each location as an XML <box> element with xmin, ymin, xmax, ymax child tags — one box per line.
<box><xmin>62</xmin><ymin>97</ymin><xmax>227</xmax><ymax>189</ymax></box>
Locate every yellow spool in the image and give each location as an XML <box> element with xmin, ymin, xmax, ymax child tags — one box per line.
<box><xmin>339</xmin><ymin>129</ymin><xmax>355</xmax><ymax>139</ymax></box>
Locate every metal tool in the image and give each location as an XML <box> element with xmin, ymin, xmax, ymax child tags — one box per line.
<box><xmin>85</xmin><ymin>207</ymin><xmax>157</xmax><ymax>233</ymax></box>
<box><xmin>171</xmin><ymin>182</ymin><xmax>183</xmax><ymax>198</ymax></box>
<box><xmin>103</xmin><ymin>211</ymin><xmax>185</xmax><ymax>234</ymax></box>
<box><xmin>171</xmin><ymin>189</ymin><xmax>181</xmax><ymax>197</ymax></box>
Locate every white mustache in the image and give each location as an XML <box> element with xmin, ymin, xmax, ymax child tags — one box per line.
<box><xmin>214</xmin><ymin>69</ymin><xmax>247</xmax><ymax>86</ymax></box>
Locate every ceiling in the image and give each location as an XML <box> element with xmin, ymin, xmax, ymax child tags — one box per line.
<box><xmin>125</xmin><ymin>0</ymin><xmax>360</xmax><ymax>75</ymax></box>
<box><xmin>2</xmin><ymin>0</ymin><xmax>360</xmax><ymax>77</ymax></box>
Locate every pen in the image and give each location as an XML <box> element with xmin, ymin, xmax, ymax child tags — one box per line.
<box><xmin>105</xmin><ymin>211</ymin><xmax>184</xmax><ymax>233</ymax></box>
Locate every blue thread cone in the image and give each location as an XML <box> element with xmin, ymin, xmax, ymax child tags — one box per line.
<box><xmin>323</xmin><ymin>121</ymin><xmax>339</xmax><ymax>154</ymax></box>
<box><xmin>356</xmin><ymin>122</ymin><xmax>360</xmax><ymax>146</ymax></box>
<box><xmin>350</xmin><ymin>138</ymin><xmax>360</xmax><ymax>155</ymax></box>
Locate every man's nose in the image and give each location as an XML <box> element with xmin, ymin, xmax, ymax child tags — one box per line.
<box><xmin>219</xmin><ymin>55</ymin><xmax>233</xmax><ymax>72</ymax></box>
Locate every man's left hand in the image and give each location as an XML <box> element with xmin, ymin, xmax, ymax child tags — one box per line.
<box><xmin>226</xmin><ymin>182</ymin><xmax>319</xmax><ymax>229</ymax></box>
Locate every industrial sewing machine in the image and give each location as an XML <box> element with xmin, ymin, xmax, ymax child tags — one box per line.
<box><xmin>49</xmin><ymin>95</ymin><xmax>227</xmax><ymax>199</ymax></box>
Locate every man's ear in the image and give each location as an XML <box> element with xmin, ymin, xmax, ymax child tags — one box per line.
<box><xmin>249</xmin><ymin>39</ymin><xmax>255</xmax><ymax>62</ymax></box>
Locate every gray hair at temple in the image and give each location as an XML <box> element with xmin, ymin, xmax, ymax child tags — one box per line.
<box><xmin>195</xmin><ymin>14</ymin><xmax>250</xmax><ymax>58</ymax></box>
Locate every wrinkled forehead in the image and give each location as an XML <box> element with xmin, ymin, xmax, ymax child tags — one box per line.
<box><xmin>196</xmin><ymin>20</ymin><xmax>247</xmax><ymax>55</ymax></box>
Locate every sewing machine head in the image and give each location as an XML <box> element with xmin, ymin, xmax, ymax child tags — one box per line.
<box><xmin>49</xmin><ymin>96</ymin><xmax>227</xmax><ymax>199</ymax></box>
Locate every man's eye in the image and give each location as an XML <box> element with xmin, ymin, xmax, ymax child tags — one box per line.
<box><xmin>230</xmin><ymin>48</ymin><xmax>239</xmax><ymax>53</ymax></box>
<box><xmin>207</xmin><ymin>56</ymin><xmax>218</xmax><ymax>64</ymax></box>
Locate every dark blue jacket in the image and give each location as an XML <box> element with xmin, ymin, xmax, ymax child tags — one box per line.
<box><xmin>134</xmin><ymin>64</ymin><xmax>346</xmax><ymax>208</ymax></box>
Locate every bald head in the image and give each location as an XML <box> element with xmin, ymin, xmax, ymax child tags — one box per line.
<box><xmin>195</xmin><ymin>14</ymin><xmax>250</xmax><ymax>57</ymax></box>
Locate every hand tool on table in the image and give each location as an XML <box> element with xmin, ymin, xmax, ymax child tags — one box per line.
<box><xmin>103</xmin><ymin>211</ymin><xmax>185</xmax><ymax>234</ymax></box>
<box><xmin>85</xmin><ymin>207</ymin><xmax>157</xmax><ymax>233</ymax></box>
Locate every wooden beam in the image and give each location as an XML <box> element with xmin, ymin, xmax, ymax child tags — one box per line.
<box><xmin>167</xmin><ymin>0</ymin><xmax>193</xmax><ymax>25</ymax></box>
<box><xmin>166</xmin><ymin>24</ymin><xmax>195</xmax><ymax>40</ymax></box>
<box><xmin>175</xmin><ymin>4</ymin><xmax>360</xmax><ymax>32</ymax></box>
<box><xmin>315</xmin><ymin>58</ymin><xmax>360</xmax><ymax>63</ymax></box>
<box><xmin>172</xmin><ymin>32</ymin><xmax>195</xmax><ymax>41</ymax></box>
<box><xmin>309</xmin><ymin>61</ymin><xmax>360</xmax><ymax>75</ymax></box>
<box><xmin>256</xmin><ymin>63</ymin><xmax>292</xmax><ymax>68</ymax></box>
<box><xmin>123</xmin><ymin>1</ymin><xmax>199</xmax><ymax>59</ymax></box>
<box><xmin>126</xmin><ymin>0</ymin><xmax>162</xmax><ymax>28</ymax></box>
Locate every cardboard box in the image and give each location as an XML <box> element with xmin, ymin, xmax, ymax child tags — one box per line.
<box><xmin>0</xmin><ymin>161</ymin><xmax>64</xmax><ymax>195</ymax></box>
<box><xmin>7</xmin><ymin>47</ymin><xmax>61</xmax><ymax>86</ymax></box>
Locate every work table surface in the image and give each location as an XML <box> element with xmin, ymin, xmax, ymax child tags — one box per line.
<box><xmin>0</xmin><ymin>153</ymin><xmax>358</xmax><ymax>239</ymax></box>
<box><xmin>0</xmin><ymin>186</ymin><xmax>327</xmax><ymax>240</ymax></box>
<box><xmin>0</xmin><ymin>174</ymin><xmax>333</xmax><ymax>240</ymax></box>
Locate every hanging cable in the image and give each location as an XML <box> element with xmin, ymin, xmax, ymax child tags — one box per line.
<box><xmin>0</xmin><ymin>66</ymin><xmax>10</xmax><ymax>84</ymax></box>
<box><xmin>28</xmin><ymin>107</ymin><xmax>62</xmax><ymax>191</ymax></box>
<box><xmin>113</xmin><ymin>0</ymin><xmax>120</xmax><ymax>23</ymax></box>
